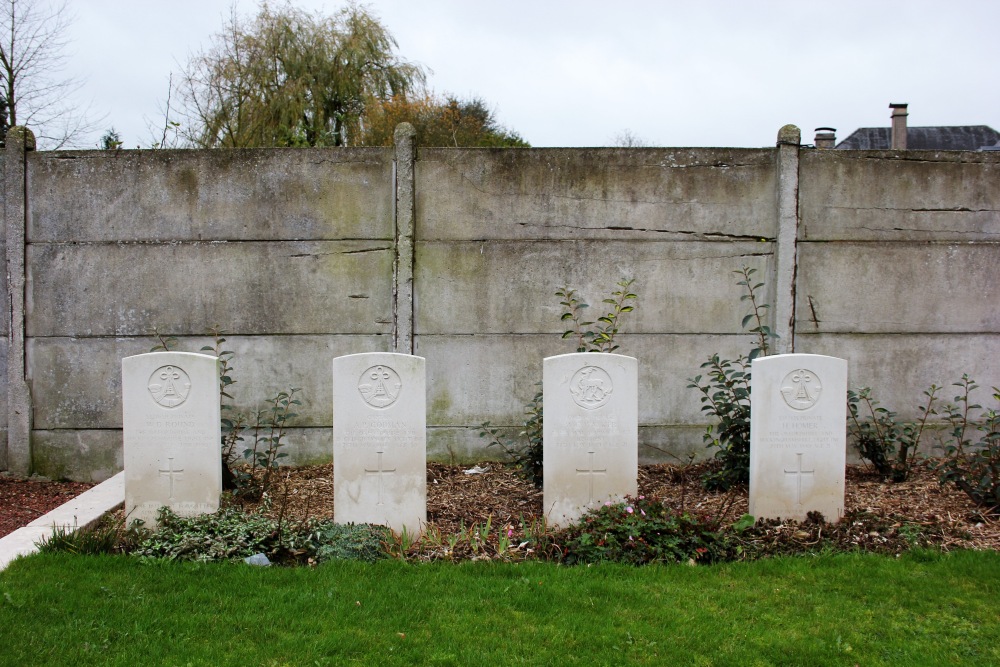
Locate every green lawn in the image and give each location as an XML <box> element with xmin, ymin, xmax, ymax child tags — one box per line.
<box><xmin>1</xmin><ymin>550</ymin><xmax>998</xmax><ymax>666</ymax></box>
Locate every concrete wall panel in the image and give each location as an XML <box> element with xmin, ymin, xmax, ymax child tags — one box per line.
<box><xmin>429</xmin><ymin>423</ymin><xmax>711</xmax><ymax>467</ymax></box>
<box><xmin>797</xmin><ymin>333</ymin><xmax>1000</xmax><ymax>421</ymax></box>
<box><xmin>32</xmin><ymin>426</ymin><xmax>333</xmax><ymax>482</ymax></box>
<box><xmin>800</xmin><ymin>150</ymin><xmax>1000</xmax><ymax>241</ymax></box>
<box><xmin>32</xmin><ymin>430</ymin><xmax>123</xmax><ymax>483</ymax></box>
<box><xmin>27</xmin><ymin>148</ymin><xmax>393</xmax><ymax>242</ymax></box>
<box><xmin>416</xmin><ymin>148</ymin><xmax>777</xmax><ymax>241</ymax></box>
<box><xmin>796</xmin><ymin>242</ymin><xmax>1000</xmax><ymax>333</ymax></box>
<box><xmin>415</xmin><ymin>241</ymin><xmax>772</xmax><ymax>334</ymax></box>
<box><xmin>30</xmin><ymin>335</ymin><xmax>389</xmax><ymax>430</ymax></box>
<box><xmin>27</xmin><ymin>241</ymin><xmax>394</xmax><ymax>336</ymax></box>
<box><xmin>419</xmin><ymin>333</ymin><xmax>754</xmax><ymax>427</ymax></box>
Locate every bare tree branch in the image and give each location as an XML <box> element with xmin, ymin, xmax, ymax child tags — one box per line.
<box><xmin>0</xmin><ymin>0</ymin><xmax>102</xmax><ymax>148</ymax></box>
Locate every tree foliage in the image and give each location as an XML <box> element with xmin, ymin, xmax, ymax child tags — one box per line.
<box><xmin>0</xmin><ymin>0</ymin><xmax>98</xmax><ymax>148</ymax></box>
<box><xmin>99</xmin><ymin>127</ymin><xmax>122</xmax><ymax>150</ymax></box>
<box><xmin>361</xmin><ymin>93</ymin><xmax>528</xmax><ymax>147</ymax></box>
<box><xmin>180</xmin><ymin>2</ymin><xmax>426</xmax><ymax>148</ymax></box>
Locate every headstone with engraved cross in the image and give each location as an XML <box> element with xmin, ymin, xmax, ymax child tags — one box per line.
<box><xmin>543</xmin><ymin>353</ymin><xmax>638</xmax><ymax>528</ymax></box>
<box><xmin>333</xmin><ymin>353</ymin><xmax>426</xmax><ymax>536</ymax></box>
<box><xmin>749</xmin><ymin>353</ymin><xmax>848</xmax><ymax>522</ymax></box>
<box><xmin>122</xmin><ymin>351</ymin><xmax>221</xmax><ymax>528</ymax></box>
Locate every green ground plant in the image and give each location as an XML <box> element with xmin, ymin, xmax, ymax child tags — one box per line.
<box><xmin>129</xmin><ymin>506</ymin><xmax>388</xmax><ymax>565</ymax></box>
<box><xmin>847</xmin><ymin>385</ymin><xmax>939</xmax><ymax>482</ymax></box>
<box><xmin>479</xmin><ymin>279</ymin><xmax>637</xmax><ymax>487</ymax></box>
<box><xmin>936</xmin><ymin>376</ymin><xmax>1000</xmax><ymax>510</ymax></box>
<box><xmin>687</xmin><ymin>266</ymin><xmax>774</xmax><ymax>491</ymax></box>
<box><xmin>545</xmin><ymin>496</ymin><xmax>731</xmax><ymax>565</ymax></box>
<box><xmin>35</xmin><ymin>515</ymin><xmax>147</xmax><ymax>557</ymax></box>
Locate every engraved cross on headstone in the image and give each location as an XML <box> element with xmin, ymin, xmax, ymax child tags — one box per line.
<box><xmin>784</xmin><ymin>452</ymin><xmax>815</xmax><ymax>506</ymax></box>
<box><xmin>365</xmin><ymin>450</ymin><xmax>397</xmax><ymax>506</ymax></box>
<box><xmin>576</xmin><ymin>450</ymin><xmax>608</xmax><ymax>503</ymax></box>
<box><xmin>158</xmin><ymin>457</ymin><xmax>185</xmax><ymax>501</ymax></box>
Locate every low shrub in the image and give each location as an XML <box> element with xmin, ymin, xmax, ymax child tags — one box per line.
<box><xmin>479</xmin><ymin>279</ymin><xmax>636</xmax><ymax>488</ymax></box>
<box><xmin>131</xmin><ymin>506</ymin><xmax>389</xmax><ymax>565</ymax></box>
<box><xmin>846</xmin><ymin>385</ymin><xmax>938</xmax><ymax>482</ymax></box>
<box><xmin>546</xmin><ymin>496</ymin><xmax>730</xmax><ymax>565</ymax></box>
<box><xmin>151</xmin><ymin>327</ymin><xmax>302</xmax><ymax>500</ymax></box>
<box><xmin>936</xmin><ymin>376</ymin><xmax>1000</xmax><ymax>510</ymax></box>
<box><xmin>688</xmin><ymin>266</ymin><xmax>774</xmax><ymax>491</ymax></box>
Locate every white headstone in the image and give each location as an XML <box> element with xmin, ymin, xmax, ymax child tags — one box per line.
<box><xmin>122</xmin><ymin>352</ymin><xmax>221</xmax><ymax>528</ymax></box>
<box><xmin>749</xmin><ymin>353</ymin><xmax>848</xmax><ymax>522</ymax></box>
<box><xmin>333</xmin><ymin>352</ymin><xmax>426</xmax><ymax>536</ymax></box>
<box><xmin>543</xmin><ymin>353</ymin><xmax>638</xmax><ymax>528</ymax></box>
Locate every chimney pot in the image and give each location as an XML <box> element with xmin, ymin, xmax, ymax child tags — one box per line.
<box><xmin>814</xmin><ymin>127</ymin><xmax>837</xmax><ymax>149</ymax></box>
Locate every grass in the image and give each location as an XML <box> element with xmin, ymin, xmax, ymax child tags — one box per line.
<box><xmin>1</xmin><ymin>550</ymin><xmax>998</xmax><ymax>666</ymax></box>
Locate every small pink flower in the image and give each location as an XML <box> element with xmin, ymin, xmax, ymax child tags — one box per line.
<box><xmin>507</xmin><ymin>529</ymin><xmax>513</xmax><ymax>538</ymax></box>
<box><xmin>626</xmin><ymin>506</ymin><xmax>634</xmax><ymax>514</ymax></box>
<box><xmin>638</xmin><ymin>495</ymin><xmax>645</xmax><ymax>500</ymax></box>
<box><xmin>604</xmin><ymin>501</ymin><xmax>612</xmax><ymax>507</ymax></box>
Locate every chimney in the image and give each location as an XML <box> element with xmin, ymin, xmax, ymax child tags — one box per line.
<box><xmin>814</xmin><ymin>127</ymin><xmax>837</xmax><ymax>149</ymax></box>
<box><xmin>890</xmin><ymin>103</ymin><xmax>908</xmax><ymax>150</ymax></box>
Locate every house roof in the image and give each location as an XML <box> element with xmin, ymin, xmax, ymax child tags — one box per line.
<box><xmin>836</xmin><ymin>125</ymin><xmax>1000</xmax><ymax>150</ymax></box>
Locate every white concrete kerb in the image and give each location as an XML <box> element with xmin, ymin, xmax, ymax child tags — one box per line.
<box><xmin>0</xmin><ymin>472</ymin><xmax>125</xmax><ymax>571</ymax></box>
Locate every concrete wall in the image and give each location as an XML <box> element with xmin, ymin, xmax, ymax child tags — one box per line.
<box><xmin>795</xmin><ymin>149</ymin><xmax>1000</xmax><ymax>449</ymax></box>
<box><xmin>3</xmin><ymin>127</ymin><xmax>998</xmax><ymax>480</ymax></box>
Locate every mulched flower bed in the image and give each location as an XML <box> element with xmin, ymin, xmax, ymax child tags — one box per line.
<box><xmin>0</xmin><ymin>476</ymin><xmax>94</xmax><ymax>538</ymax></box>
<box><xmin>229</xmin><ymin>459</ymin><xmax>1000</xmax><ymax>557</ymax></box>
<box><xmin>4</xmin><ymin>460</ymin><xmax>998</xmax><ymax>558</ymax></box>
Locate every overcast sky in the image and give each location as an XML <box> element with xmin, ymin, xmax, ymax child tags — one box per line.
<box><xmin>57</xmin><ymin>0</ymin><xmax>1000</xmax><ymax>149</ymax></box>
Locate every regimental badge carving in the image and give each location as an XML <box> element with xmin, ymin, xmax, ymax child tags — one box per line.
<box><xmin>358</xmin><ymin>365</ymin><xmax>402</xmax><ymax>408</ymax></box>
<box><xmin>148</xmin><ymin>365</ymin><xmax>192</xmax><ymax>408</ymax></box>
<box><xmin>570</xmin><ymin>366</ymin><xmax>613</xmax><ymax>410</ymax></box>
<box><xmin>780</xmin><ymin>368</ymin><xmax>822</xmax><ymax>410</ymax></box>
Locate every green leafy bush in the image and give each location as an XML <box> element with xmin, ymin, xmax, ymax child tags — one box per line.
<box><xmin>132</xmin><ymin>506</ymin><xmax>389</xmax><ymax>565</ymax></box>
<box><xmin>847</xmin><ymin>385</ymin><xmax>938</xmax><ymax>482</ymax></box>
<box><xmin>479</xmin><ymin>280</ymin><xmax>636</xmax><ymax>488</ymax></box>
<box><xmin>480</xmin><ymin>387</ymin><xmax>543</xmax><ymax>487</ymax></box>
<box><xmin>151</xmin><ymin>327</ymin><xmax>301</xmax><ymax>499</ymax></box>
<box><xmin>936</xmin><ymin>376</ymin><xmax>1000</xmax><ymax>510</ymax></box>
<box><xmin>687</xmin><ymin>267</ymin><xmax>773</xmax><ymax>491</ymax></box>
<box><xmin>556</xmin><ymin>279</ymin><xmax>637</xmax><ymax>353</ymax></box>
<box><xmin>549</xmin><ymin>496</ymin><xmax>729</xmax><ymax>565</ymax></box>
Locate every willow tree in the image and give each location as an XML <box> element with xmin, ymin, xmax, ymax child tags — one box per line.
<box><xmin>361</xmin><ymin>93</ymin><xmax>529</xmax><ymax>148</ymax></box>
<box><xmin>180</xmin><ymin>2</ymin><xmax>425</xmax><ymax>148</ymax></box>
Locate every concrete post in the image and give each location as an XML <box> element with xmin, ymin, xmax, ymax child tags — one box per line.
<box><xmin>393</xmin><ymin>123</ymin><xmax>416</xmax><ymax>354</ymax></box>
<box><xmin>773</xmin><ymin>125</ymin><xmax>800</xmax><ymax>354</ymax></box>
<box><xmin>4</xmin><ymin>127</ymin><xmax>34</xmax><ymax>475</ymax></box>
